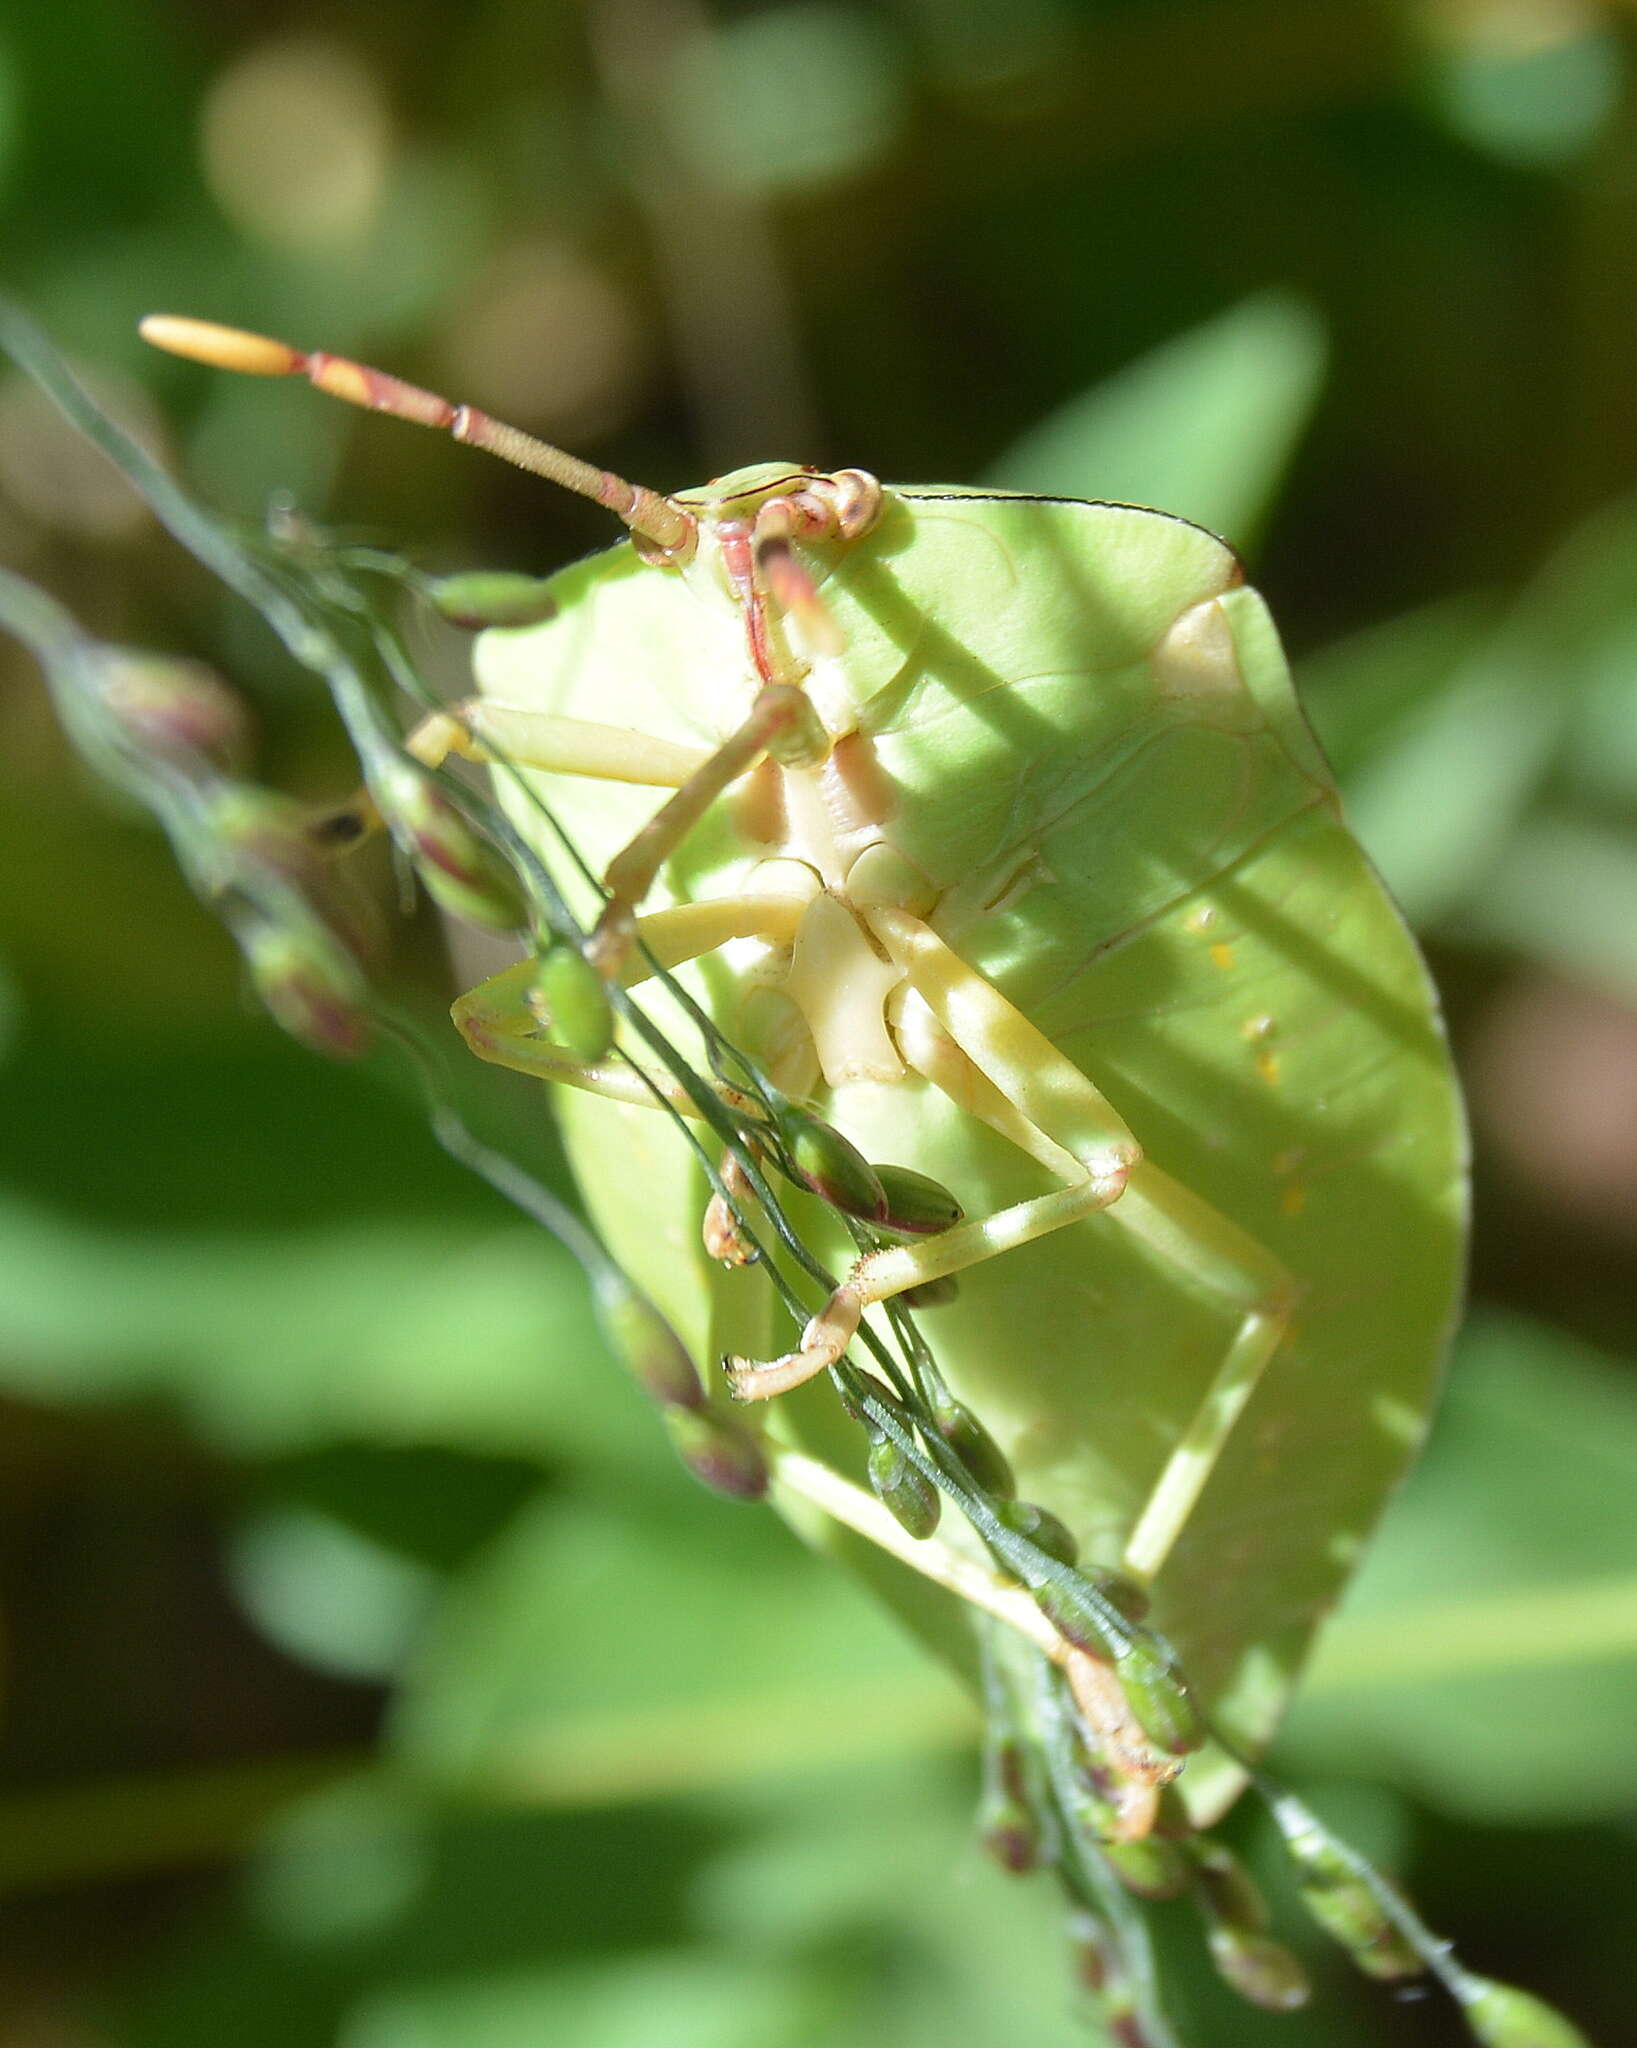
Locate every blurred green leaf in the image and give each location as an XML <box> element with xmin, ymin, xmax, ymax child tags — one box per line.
<box><xmin>389</xmin><ymin>1490</ymin><xmax>944</xmax><ymax>1791</ymax></box>
<box><xmin>259</xmin><ymin>1442</ymin><xmax>542</xmax><ymax>1572</ymax></box>
<box><xmin>0</xmin><ymin>1191</ymin><xmax>659</xmax><ymax>1473</ymax></box>
<box><xmin>667</xmin><ymin>4</ymin><xmax>908</xmax><ymax>200</ymax></box>
<box><xmin>341</xmin><ymin>1951</ymin><xmax>829</xmax><ymax>2048</ymax></box>
<box><xmin>1299</xmin><ymin>595</ymin><xmax>1490</xmax><ymax>777</ymax></box>
<box><xmin>1561</xmin><ymin>610</ymin><xmax>1637</xmax><ymax>809</ymax></box>
<box><xmin>1288</xmin><ymin>1310</ymin><xmax>1637</xmax><ymax>1822</ymax></box>
<box><xmin>228</xmin><ymin>1507</ymin><xmax>439</xmax><ymax>1683</ymax></box>
<box><xmin>1451</xmin><ymin>814</ymin><xmax>1637</xmax><ymax>1007</ymax></box>
<box><xmin>1420</xmin><ymin>18</ymin><xmax>1623</xmax><ymax>170</ymax></box>
<box><xmin>984</xmin><ymin>292</ymin><xmax>1326</xmax><ymax>545</ymax></box>
<box><xmin>1311</xmin><ymin>494</ymin><xmax>1637</xmax><ymax>928</ymax></box>
<box><xmin>123</xmin><ymin>1800</ymin><xmax>736</xmax><ymax>2048</ymax></box>
<box><xmin>247</xmin><ymin>1775</ymin><xmax>434</xmax><ymax>1945</ymax></box>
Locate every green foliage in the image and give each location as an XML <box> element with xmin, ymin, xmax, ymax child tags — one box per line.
<box><xmin>1</xmin><ymin>4</ymin><xmax>1634</xmax><ymax>2043</ymax></box>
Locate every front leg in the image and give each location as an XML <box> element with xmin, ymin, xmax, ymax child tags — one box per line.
<box><xmin>453</xmin><ymin>884</ymin><xmax>813</xmax><ymax>1111</ymax></box>
<box><xmin>409</xmin><ymin>693</ymin><xmax>833</xmax><ymax>977</ymax></box>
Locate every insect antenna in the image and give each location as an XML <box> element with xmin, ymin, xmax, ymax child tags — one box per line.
<box><xmin>138</xmin><ymin>315</ymin><xmax>694</xmax><ymax>557</ymax></box>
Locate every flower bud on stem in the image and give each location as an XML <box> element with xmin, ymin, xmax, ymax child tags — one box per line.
<box><xmin>663</xmin><ymin>1408</ymin><xmax>769</xmax><ymax>1502</ymax></box>
<box><xmin>1454</xmin><ymin>1976</ymin><xmax>1594</xmax><ymax>2048</ymax></box>
<box><xmin>370</xmin><ymin>758</ymin><xmax>528</xmax><ymax>931</ymax></box>
<box><xmin>777</xmin><ymin>1105</ymin><xmax>887</xmax><ymax>1222</ymax></box>
<box><xmin>96</xmin><ymin>650</ymin><xmax>252</xmax><ymax>773</ymax></box>
<box><xmin>243</xmin><ymin>922</ymin><xmax>372</xmax><ymax>1058</ymax></box>
<box><xmin>425</xmin><ymin>569</ymin><xmax>559</xmax><ymax>630</ymax></box>
<box><xmin>593</xmin><ymin>1274</ymin><xmax>705</xmax><ymax>1412</ymax></box>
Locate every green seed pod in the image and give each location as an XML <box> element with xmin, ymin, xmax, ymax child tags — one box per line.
<box><xmin>1303</xmin><ymin>1889</ymin><xmax>1421</xmax><ymax>1981</ymax></box>
<box><xmin>872</xmin><ymin>1161</ymin><xmax>964</xmax><ymax>1235</ymax></box>
<box><xmin>1065</xmin><ymin>1907</ymin><xmax>1116</xmax><ymax>1995</ymax></box>
<box><xmin>1113</xmin><ymin>1640</ymin><xmax>1205</xmax><ymax>1756</ymax></box>
<box><xmin>866</xmin><ymin>1430</ymin><xmax>941</xmax><ymax>1539</ymax></box>
<box><xmin>535</xmin><ymin>942</ymin><xmax>615</xmax><ymax>1061</ymax></box>
<box><xmin>1101</xmin><ymin>1833</ymin><xmax>1194</xmax><ymax>1901</ymax></box>
<box><xmin>209</xmin><ymin>786</ymin><xmax>380</xmax><ymax>966</ymax></box>
<box><xmin>780</xmin><ymin>1108</ymin><xmax>887</xmax><ymax>1222</ymax></box>
<box><xmin>1317</xmin><ymin>1898</ymin><xmax>1422</xmax><ymax>1981</ymax></box>
<box><xmin>927</xmin><ymin>1387</ymin><xmax>1014</xmax><ymax>1498</ymax></box>
<box><xmin>1191</xmin><ymin>1838</ymin><xmax>1270</xmax><ymax>1934</ymax></box>
<box><xmin>593</xmin><ymin>1274</ymin><xmax>703</xmax><ymax>1410</ymax></box>
<box><xmin>663</xmin><ymin>1407</ymin><xmax>768</xmax><ymax>1502</ymax></box>
<box><xmin>426</xmin><ymin>569</ymin><xmax>560</xmax><ymax>630</ymax></box>
<box><xmin>991</xmin><ymin>1496</ymin><xmax>1079</xmax><ymax>1566</ymax></box>
<box><xmin>1064</xmin><ymin>1912</ymin><xmax>1161</xmax><ymax>2048</ymax></box>
<box><xmin>1091</xmin><ymin>1569</ymin><xmax>1150</xmax><ymax>1624</ymax></box>
<box><xmin>1030</xmin><ymin>1573</ymin><xmax>1124</xmax><ymax>1662</ymax></box>
<box><xmin>1057</xmin><ymin>1761</ymin><xmax>1121</xmax><ymax>1845</ymax></box>
<box><xmin>977</xmin><ymin>1739</ymin><xmax>1039</xmax><ymax>1875</ymax></box>
<box><xmin>372</xmin><ymin>759</ymin><xmax>529</xmax><ymax>931</ymax></box>
<box><xmin>1150</xmin><ymin>1781</ymin><xmax>1194</xmax><ymax>1839</ymax></box>
<box><xmin>1207</xmin><ymin>1926</ymin><xmax>1310</xmax><ymax>2011</ymax></box>
<box><xmin>977</xmin><ymin>1795</ymin><xmax>1037</xmax><ymax>1876</ymax></box>
<box><xmin>244</xmin><ymin>923</ymin><xmax>371</xmax><ymax>1058</ymax></box>
<box><xmin>210</xmin><ymin>786</ymin><xmax>328</xmax><ymax>886</ymax></box>
<box><xmin>98</xmin><ymin>650</ymin><xmax>252</xmax><ymax>773</ymax></box>
<box><xmin>1457</xmin><ymin>1978</ymin><xmax>1594</xmax><ymax>2048</ymax></box>
<box><xmin>1270</xmin><ymin>1803</ymin><xmax>1424</xmax><ymax>1980</ymax></box>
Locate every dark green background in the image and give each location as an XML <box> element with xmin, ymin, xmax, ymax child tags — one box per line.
<box><xmin>0</xmin><ymin>2</ymin><xmax>1634</xmax><ymax>2042</ymax></box>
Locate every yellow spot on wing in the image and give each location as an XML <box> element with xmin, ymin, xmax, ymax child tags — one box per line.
<box><xmin>1209</xmin><ymin>942</ymin><xmax>1234</xmax><ymax>971</ymax></box>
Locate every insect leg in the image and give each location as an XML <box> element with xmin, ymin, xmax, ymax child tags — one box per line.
<box><xmin>405</xmin><ymin>690</ymin><xmax>834</xmax><ymax>985</ymax></box>
<box><xmin>408</xmin><ymin>701</ymin><xmax>714</xmax><ymax>789</ymax></box>
<box><xmin>308</xmin><ymin>703</ymin><xmax>714</xmax><ymax>851</ymax></box>
<box><xmin>727</xmin><ymin>907</ymin><xmax>1297</xmax><ymax>1576</ymax></box>
<box><xmin>588</xmin><ymin>685</ymin><xmax>830</xmax><ymax>974</ymax></box>
<box><xmin>1100</xmin><ymin>1168</ymin><xmax>1294</xmax><ymax>1583</ymax></box>
<box><xmin>453</xmin><ymin>889</ymin><xmax>807</xmax><ymax>1107</ymax></box>
<box><xmin>874</xmin><ymin>907</ymin><xmax>1298</xmax><ymax>1581</ymax></box>
<box><xmin>724</xmin><ymin>907</ymin><xmax>1141</xmax><ymax>1401</ymax></box>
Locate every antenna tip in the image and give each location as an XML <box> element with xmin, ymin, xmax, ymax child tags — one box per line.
<box><xmin>139</xmin><ymin>315</ymin><xmax>305</xmax><ymax>378</ymax></box>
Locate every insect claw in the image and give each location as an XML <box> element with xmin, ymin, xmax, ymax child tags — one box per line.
<box><xmin>723</xmin><ymin>1286</ymin><xmax>862</xmax><ymax>1401</ymax></box>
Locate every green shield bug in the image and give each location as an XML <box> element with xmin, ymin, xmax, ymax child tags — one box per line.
<box><xmin>138</xmin><ymin>314</ymin><xmax>1475</xmax><ymax>2030</ymax></box>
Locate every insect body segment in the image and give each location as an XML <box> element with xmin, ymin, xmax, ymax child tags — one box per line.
<box><xmin>462</xmin><ymin>479</ymin><xmax>1464</xmax><ymax>1827</ymax></box>
<box><xmin>140</xmin><ymin>313</ymin><xmax>1466</xmax><ymax>1844</ymax></box>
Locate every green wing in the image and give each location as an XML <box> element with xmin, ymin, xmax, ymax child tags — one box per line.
<box><xmin>475</xmin><ymin>493</ymin><xmax>1468</xmax><ymax>1819</ymax></box>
